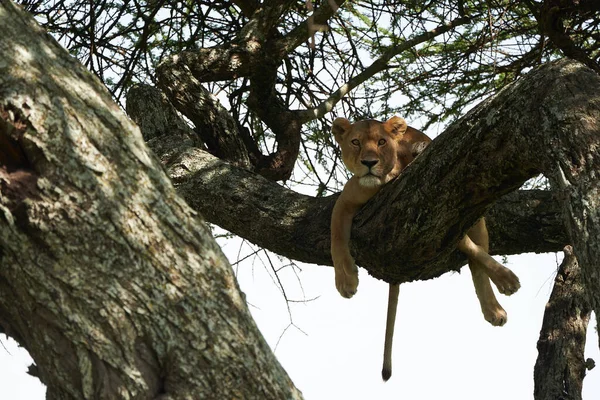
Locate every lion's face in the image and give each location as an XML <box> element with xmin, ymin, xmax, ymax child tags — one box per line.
<box><xmin>332</xmin><ymin>117</ymin><xmax>408</xmax><ymax>188</ymax></box>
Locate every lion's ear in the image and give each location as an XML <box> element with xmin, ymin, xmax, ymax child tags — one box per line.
<box><xmin>332</xmin><ymin>117</ymin><xmax>351</xmax><ymax>144</ymax></box>
<box><xmin>385</xmin><ymin>116</ymin><xmax>408</xmax><ymax>136</ymax></box>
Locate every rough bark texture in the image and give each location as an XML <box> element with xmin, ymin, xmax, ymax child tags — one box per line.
<box><xmin>149</xmin><ymin>141</ymin><xmax>567</xmax><ymax>267</ymax></box>
<box><xmin>0</xmin><ymin>1</ymin><xmax>302</xmax><ymax>399</ymax></box>
<box><xmin>124</xmin><ymin>84</ymin><xmax>203</xmax><ymax>146</ymax></box>
<box><xmin>2</xmin><ymin>0</ymin><xmax>600</xmax><ymax>397</ymax></box>
<box><xmin>143</xmin><ymin>74</ymin><xmax>253</xmax><ymax>169</ymax></box>
<box><xmin>534</xmin><ymin>246</ymin><xmax>592</xmax><ymax>400</ymax></box>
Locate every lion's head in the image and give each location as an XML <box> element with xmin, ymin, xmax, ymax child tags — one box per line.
<box><xmin>332</xmin><ymin>116</ymin><xmax>411</xmax><ymax>188</ymax></box>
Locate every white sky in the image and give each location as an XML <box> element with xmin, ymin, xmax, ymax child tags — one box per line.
<box><xmin>235</xmin><ymin>250</ymin><xmax>600</xmax><ymax>400</ymax></box>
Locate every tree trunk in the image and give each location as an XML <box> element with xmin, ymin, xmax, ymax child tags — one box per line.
<box><xmin>0</xmin><ymin>1</ymin><xmax>302</xmax><ymax>398</ymax></box>
<box><xmin>534</xmin><ymin>246</ymin><xmax>592</xmax><ymax>400</ymax></box>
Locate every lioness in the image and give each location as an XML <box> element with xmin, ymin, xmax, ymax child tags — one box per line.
<box><xmin>330</xmin><ymin>116</ymin><xmax>521</xmax><ymax>381</ymax></box>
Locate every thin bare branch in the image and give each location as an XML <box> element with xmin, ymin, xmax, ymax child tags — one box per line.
<box><xmin>298</xmin><ymin>16</ymin><xmax>472</xmax><ymax>122</ymax></box>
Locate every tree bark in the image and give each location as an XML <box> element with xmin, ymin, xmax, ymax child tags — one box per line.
<box><xmin>0</xmin><ymin>1</ymin><xmax>302</xmax><ymax>398</ymax></box>
<box><xmin>534</xmin><ymin>246</ymin><xmax>592</xmax><ymax>400</ymax></box>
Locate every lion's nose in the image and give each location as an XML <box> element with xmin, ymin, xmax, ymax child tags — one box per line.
<box><xmin>361</xmin><ymin>159</ymin><xmax>378</xmax><ymax>169</ymax></box>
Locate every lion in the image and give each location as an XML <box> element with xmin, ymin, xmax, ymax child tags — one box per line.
<box><xmin>330</xmin><ymin>116</ymin><xmax>521</xmax><ymax>381</ymax></box>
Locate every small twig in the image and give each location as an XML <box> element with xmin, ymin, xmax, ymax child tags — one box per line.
<box><xmin>0</xmin><ymin>335</ymin><xmax>12</xmax><ymax>355</ymax></box>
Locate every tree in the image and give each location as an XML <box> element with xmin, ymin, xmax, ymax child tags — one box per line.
<box><xmin>1</xmin><ymin>0</ymin><xmax>599</xmax><ymax>398</ymax></box>
<box><xmin>0</xmin><ymin>1</ymin><xmax>300</xmax><ymax>398</ymax></box>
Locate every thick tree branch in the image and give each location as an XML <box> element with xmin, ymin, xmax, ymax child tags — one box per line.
<box><xmin>125</xmin><ymin>83</ymin><xmax>202</xmax><ymax>145</ymax></box>
<box><xmin>144</xmin><ymin>144</ymin><xmax>565</xmax><ymax>265</ymax></box>
<box><xmin>534</xmin><ymin>246</ymin><xmax>592</xmax><ymax>400</ymax></box>
<box><xmin>149</xmin><ymin>73</ymin><xmax>253</xmax><ymax>168</ymax></box>
<box><xmin>126</xmin><ymin>84</ymin><xmax>567</xmax><ymax>270</ymax></box>
<box><xmin>127</xmin><ymin>86</ymin><xmax>567</xmax><ymax>269</ymax></box>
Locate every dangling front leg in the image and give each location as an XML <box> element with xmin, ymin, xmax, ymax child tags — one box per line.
<box><xmin>331</xmin><ymin>196</ymin><xmax>360</xmax><ymax>298</ymax></box>
<box><xmin>332</xmin><ymin>250</ymin><xmax>359</xmax><ymax>298</ymax></box>
<box><xmin>330</xmin><ymin>177</ymin><xmax>379</xmax><ymax>298</ymax></box>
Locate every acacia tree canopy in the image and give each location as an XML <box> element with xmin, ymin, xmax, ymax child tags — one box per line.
<box><xmin>1</xmin><ymin>0</ymin><xmax>600</xmax><ymax>398</ymax></box>
<box><xmin>18</xmin><ymin>0</ymin><xmax>600</xmax><ymax>183</ymax></box>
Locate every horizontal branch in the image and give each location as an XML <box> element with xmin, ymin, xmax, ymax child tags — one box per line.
<box><xmin>135</xmin><ymin>118</ymin><xmax>565</xmax><ymax>272</ymax></box>
<box><xmin>157</xmin><ymin>146</ymin><xmax>564</xmax><ymax>265</ymax></box>
<box><xmin>127</xmin><ymin>79</ymin><xmax>565</xmax><ymax>274</ymax></box>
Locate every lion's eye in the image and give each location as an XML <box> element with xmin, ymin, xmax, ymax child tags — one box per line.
<box><xmin>351</xmin><ymin>139</ymin><xmax>360</xmax><ymax>146</ymax></box>
<box><xmin>378</xmin><ymin>139</ymin><xmax>386</xmax><ymax>146</ymax></box>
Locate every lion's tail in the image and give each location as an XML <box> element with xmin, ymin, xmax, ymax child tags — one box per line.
<box><xmin>382</xmin><ymin>283</ymin><xmax>400</xmax><ymax>381</ymax></box>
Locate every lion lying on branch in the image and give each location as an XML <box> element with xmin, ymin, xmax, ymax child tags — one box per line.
<box><xmin>330</xmin><ymin>116</ymin><xmax>521</xmax><ymax>380</ymax></box>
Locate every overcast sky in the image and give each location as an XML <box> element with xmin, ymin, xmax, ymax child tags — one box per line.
<box><xmin>236</xmin><ymin>249</ymin><xmax>600</xmax><ymax>400</ymax></box>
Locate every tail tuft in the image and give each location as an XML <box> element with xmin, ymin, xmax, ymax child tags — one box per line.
<box><xmin>382</xmin><ymin>367</ymin><xmax>392</xmax><ymax>382</ymax></box>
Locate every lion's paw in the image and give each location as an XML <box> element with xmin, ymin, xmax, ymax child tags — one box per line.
<box><xmin>333</xmin><ymin>254</ymin><xmax>359</xmax><ymax>298</ymax></box>
<box><xmin>481</xmin><ymin>302</ymin><xmax>507</xmax><ymax>327</ymax></box>
<box><xmin>489</xmin><ymin>265</ymin><xmax>521</xmax><ymax>296</ymax></box>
